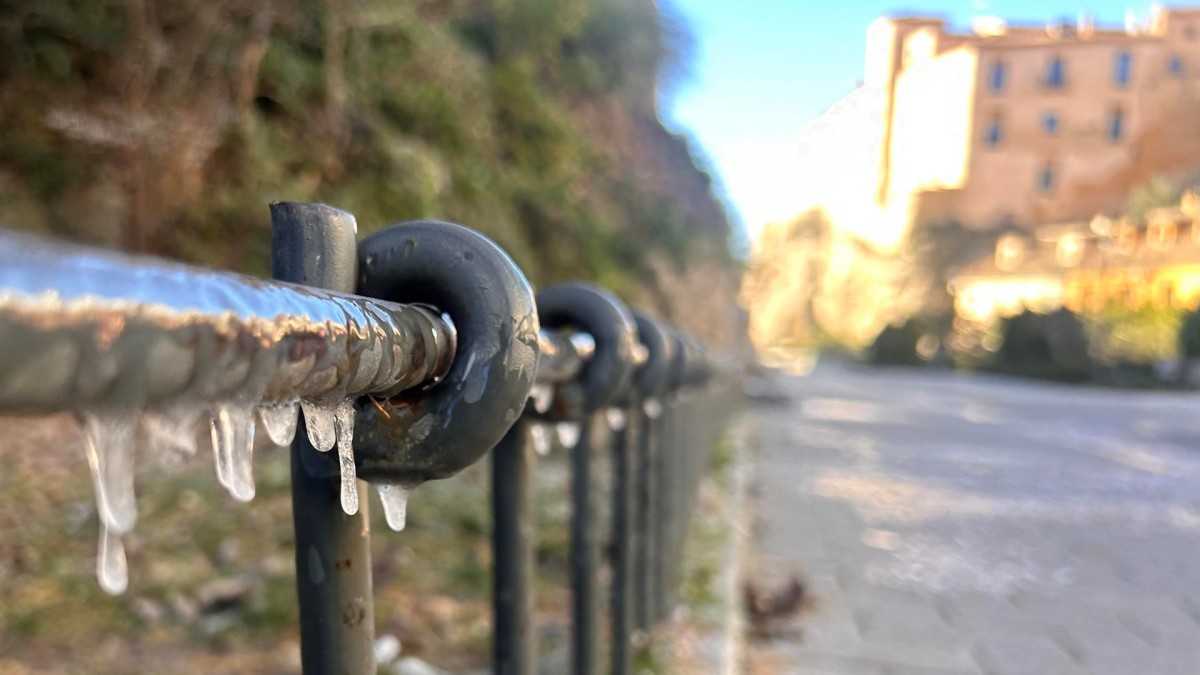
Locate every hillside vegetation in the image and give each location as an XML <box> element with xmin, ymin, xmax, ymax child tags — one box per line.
<box><xmin>0</xmin><ymin>0</ymin><xmax>738</xmax><ymax>343</ymax></box>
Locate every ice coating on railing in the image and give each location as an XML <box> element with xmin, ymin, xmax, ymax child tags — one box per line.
<box><xmin>335</xmin><ymin>400</ymin><xmax>359</xmax><ymax>515</ymax></box>
<box><xmin>643</xmin><ymin>398</ymin><xmax>663</xmax><ymax>419</ymax></box>
<box><xmin>142</xmin><ymin>405</ymin><xmax>200</xmax><ymax>459</ymax></box>
<box><xmin>300</xmin><ymin>400</ymin><xmax>338</xmax><ymax>453</ymax></box>
<box><xmin>259</xmin><ymin>399</ymin><xmax>300</xmax><ymax>446</ymax></box>
<box><xmin>77</xmin><ymin>393</ymin><xmax>373</xmax><ymax>593</ymax></box>
<box><xmin>0</xmin><ymin>232</ymin><xmax>461</xmax><ymax>595</ymax></box>
<box><xmin>606</xmin><ymin>408</ymin><xmax>627</xmax><ymax>431</ymax></box>
<box><xmin>529</xmin><ymin>384</ymin><xmax>554</xmax><ymax>414</ymax></box>
<box><xmin>556</xmin><ymin>421</ymin><xmax>582</xmax><ymax>449</ymax></box>
<box><xmin>376</xmin><ymin>484</ymin><xmax>411</xmax><ymax>531</ymax></box>
<box><xmin>0</xmin><ymin>231</ymin><xmax>456</xmax><ymax>414</ymax></box>
<box><xmin>81</xmin><ymin>412</ymin><xmax>138</xmax><ymax>535</ymax></box>
<box><xmin>97</xmin><ymin>522</ymin><xmax>128</xmax><ymax>596</ymax></box>
<box><xmin>530</xmin><ymin>423</ymin><xmax>552</xmax><ymax>456</ymax></box>
<box><xmin>210</xmin><ymin>402</ymin><xmax>257</xmax><ymax>502</ymax></box>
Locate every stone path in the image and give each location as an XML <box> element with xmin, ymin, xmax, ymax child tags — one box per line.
<box><xmin>751</xmin><ymin>362</ymin><xmax>1200</xmax><ymax>674</ymax></box>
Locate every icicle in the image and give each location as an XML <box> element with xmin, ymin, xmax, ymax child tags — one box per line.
<box><xmin>96</xmin><ymin>521</ymin><xmax>128</xmax><ymax>595</ymax></box>
<box><xmin>334</xmin><ymin>400</ymin><xmax>359</xmax><ymax>515</ymax></box>
<box><xmin>643</xmin><ymin>398</ymin><xmax>663</xmax><ymax>419</ymax></box>
<box><xmin>209</xmin><ymin>402</ymin><xmax>256</xmax><ymax>502</ymax></box>
<box><xmin>530</xmin><ymin>423</ymin><xmax>552</xmax><ymax>456</ymax></box>
<box><xmin>300</xmin><ymin>399</ymin><xmax>337</xmax><ymax>452</ymax></box>
<box><xmin>605</xmin><ymin>408</ymin><xmax>627</xmax><ymax>431</ymax></box>
<box><xmin>529</xmin><ymin>384</ymin><xmax>554</xmax><ymax>414</ymax></box>
<box><xmin>259</xmin><ymin>398</ymin><xmax>301</xmax><ymax>446</ymax></box>
<box><xmin>141</xmin><ymin>405</ymin><xmax>200</xmax><ymax>460</ymax></box>
<box><xmin>556</xmin><ymin>421</ymin><xmax>581</xmax><ymax>449</ymax></box>
<box><xmin>376</xmin><ymin>484</ymin><xmax>411</xmax><ymax>532</ymax></box>
<box><xmin>80</xmin><ymin>412</ymin><xmax>138</xmax><ymax>535</ymax></box>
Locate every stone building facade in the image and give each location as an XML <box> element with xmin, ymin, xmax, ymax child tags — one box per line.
<box><xmin>800</xmin><ymin>7</ymin><xmax>1200</xmax><ymax>248</ymax></box>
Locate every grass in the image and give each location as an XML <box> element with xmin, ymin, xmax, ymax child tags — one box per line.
<box><xmin>0</xmin><ymin>416</ymin><xmax>574</xmax><ymax>672</ymax></box>
<box><xmin>0</xmin><ymin>407</ymin><xmax>741</xmax><ymax>672</ymax></box>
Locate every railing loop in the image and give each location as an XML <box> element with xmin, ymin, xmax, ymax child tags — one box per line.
<box><xmin>631</xmin><ymin>312</ymin><xmax>673</xmax><ymax>403</ymax></box>
<box><xmin>534</xmin><ymin>282</ymin><xmax>638</xmax><ymax>418</ymax></box>
<box><xmin>351</xmin><ymin>220</ymin><xmax>539</xmax><ymax>486</ymax></box>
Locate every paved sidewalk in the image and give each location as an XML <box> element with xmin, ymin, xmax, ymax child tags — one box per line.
<box><xmin>750</xmin><ymin>363</ymin><xmax>1200</xmax><ymax>675</ymax></box>
<box><xmin>654</xmin><ymin>413</ymin><xmax>755</xmax><ymax>675</ymax></box>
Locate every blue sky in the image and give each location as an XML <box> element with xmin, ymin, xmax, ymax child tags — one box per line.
<box><xmin>665</xmin><ymin>0</ymin><xmax>1163</xmax><ymax>240</ymax></box>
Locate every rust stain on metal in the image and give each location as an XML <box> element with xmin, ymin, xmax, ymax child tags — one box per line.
<box><xmin>369</xmin><ymin>396</ymin><xmax>392</xmax><ymax>419</ymax></box>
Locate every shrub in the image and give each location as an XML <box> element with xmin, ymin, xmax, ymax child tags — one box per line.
<box><xmin>993</xmin><ymin>308</ymin><xmax>1092</xmax><ymax>381</ymax></box>
<box><xmin>1181</xmin><ymin>310</ymin><xmax>1200</xmax><ymax>360</ymax></box>
<box><xmin>867</xmin><ymin>319</ymin><xmax>923</xmax><ymax>366</ymax></box>
<box><xmin>1084</xmin><ymin>304</ymin><xmax>1183</xmax><ymax>365</ymax></box>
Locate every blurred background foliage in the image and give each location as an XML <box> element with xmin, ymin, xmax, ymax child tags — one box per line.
<box><xmin>0</xmin><ymin>0</ymin><xmax>740</xmax><ymax>345</ymax></box>
<box><xmin>743</xmin><ymin>202</ymin><xmax>1197</xmax><ymax>385</ymax></box>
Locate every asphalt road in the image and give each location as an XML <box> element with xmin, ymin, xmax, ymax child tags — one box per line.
<box><xmin>751</xmin><ymin>362</ymin><xmax>1200</xmax><ymax>675</ymax></box>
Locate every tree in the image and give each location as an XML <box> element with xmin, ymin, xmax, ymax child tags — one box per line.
<box><xmin>1126</xmin><ymin>175</ymin><xmax>1184</xmax><ymax>222</ymax></box>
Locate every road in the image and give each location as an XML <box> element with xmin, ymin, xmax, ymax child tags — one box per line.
<box><xmin>750</xmin><ymin>362</ymin><xmax>1200</xmax><ymax>675</ymax></box>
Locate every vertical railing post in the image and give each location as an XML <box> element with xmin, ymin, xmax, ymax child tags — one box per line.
<box><xmin>492</xmin><ymin>421</ymin><xmax>536</xmax><ymax>675</ymax></box>
<box><xmin>271</xmin><ymin>202</ymin><xmax>376</xmax><ymax>675</ymax></box>
<box><xmin>571</xmin><ymin>414</ymin><xmax>601</xmax><ymax>675</ymax></box>
<box><xmin>536</xmin><ymin>282</ymin><xmax>638</xmax><ymax>675</ymax></box>
<box><xmin>667</xmin><ymin>393</ymin><xmax>685</xmax><ymax>615</ymax></box>
<box><xmin>634</xmin><ymin>402</ymin><xmax>658</xmax><ymax>631</ymax></box>
<box><xmin>609</xmin><ymin>408</ymin><xmax>635</xmax><ymax>675</ymax></box>
<box><xmin>653</xmin><ymin>395</ymin><xmax>674</xmax><ymax>621</ymax></box>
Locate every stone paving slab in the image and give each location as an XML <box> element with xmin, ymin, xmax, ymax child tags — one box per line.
<box><xmin>749</xmin><ymin>363</ymin><xmax>1200</xmax><ymax>675</ymax></box>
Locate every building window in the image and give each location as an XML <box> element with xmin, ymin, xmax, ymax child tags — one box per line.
<box><xmin>1168</xmin><ymin>55</ymin><xmax>1185</xmax><ymax>77</ymax></box>
<box><xmin>1109</xmin><ymin>107</ymin><xmax>1124</xmax><ymax>141</ymax></box>
<box><xmin>985</xmin><ymin>115</ymin><xmax>1003</xmax><ymax>147</ymax></box>
<box><xmin>1038</xmin><ymin>163</ymin><xmax>1055</xmax><ymax>193</ymax></box>
<box><xmin>1041</xmin><ymin>110</ymin><xmax>1060</xmax><ymax>135</ymax></box>
<box><xmin>989</xmin><ymin>61</ymin><xmax>1007</xmax><ymax>93</ymax></box>
<box><xmin>1114</xmin><ymin>51</ymin><xmax>1132</xmax><ymax>86</ymax></box>
<box><xmin>1117</xmin><ymin>223</ymin><xmax>1138</xmax><ymax>252</ymax></box>
<box><xmin>1149</xmin><ymin>221</ymin><xmax>1177</xmax><ymax>248</ymax></box>
<box><xmin>1045</xmin><ymin>56</ymin><xmax>1066</xmax><ymax>88</ymax></box>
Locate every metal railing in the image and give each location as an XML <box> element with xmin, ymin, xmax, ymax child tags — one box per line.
<box><xmin>0</xmin><ymin>201</ymin><xmax>737</xmax><ymax>674</ymax></box>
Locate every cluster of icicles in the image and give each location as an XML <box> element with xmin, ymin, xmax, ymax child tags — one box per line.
<box><xmin>80</xmin><ymin>397</ymin><xmax>412</xmax><ymax>596</ymax></box>
<box><xmin>82</xmin><ymin>388</ymin><xmax>663</xmax><ymax>596</ymax></box>
<box><xmin>523</xmin><ymin>384</ymin><xmax>657</xmax><ymax>457</ymax></box>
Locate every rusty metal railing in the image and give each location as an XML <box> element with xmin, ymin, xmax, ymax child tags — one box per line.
<box><xmin>0</xmin><ymin>200</ymin><xmax>737</xmax><ymax>675</ymax></box>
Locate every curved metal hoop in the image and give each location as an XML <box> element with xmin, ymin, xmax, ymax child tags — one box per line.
<box><xmin>536</xmin><ymin>283</ymin><xmax>638</xmax><ymax>416</ymax></box>
<box><xmin>352</xmin><ymin>220</ymin><xmax>539</xmax><ymax>486</ymax></box>
<box><xmin>631</xmin><ymin>312</ymin><xmax>672</xmax><ymax>401</ymax></box>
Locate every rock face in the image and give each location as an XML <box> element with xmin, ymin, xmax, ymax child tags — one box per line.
<box><xmin>0</xmin><ymin>0</ymin><xmax>739</xmax><ymax>346</ymax></box>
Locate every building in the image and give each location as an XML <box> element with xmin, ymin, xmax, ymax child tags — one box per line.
<box><xmin>798</xmin><ymin>6</ymin><xmax>1200</xmax><ymax>249</ymax></box>
<box><xmin>949</xmin><ymin>191</ymin><xmax>1200</xmax><ymax>321</ymax></box>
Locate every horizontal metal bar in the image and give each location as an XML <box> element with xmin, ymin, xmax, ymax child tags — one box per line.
<box><xmin>0</xmin><ymin>231</ymin><xmax>456</xmax><ymax>413</ymax></box>
<box><xmin>535</xmin><ymin>330</ymin><xmax>595</xmax><ymax>385</ymax></box>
